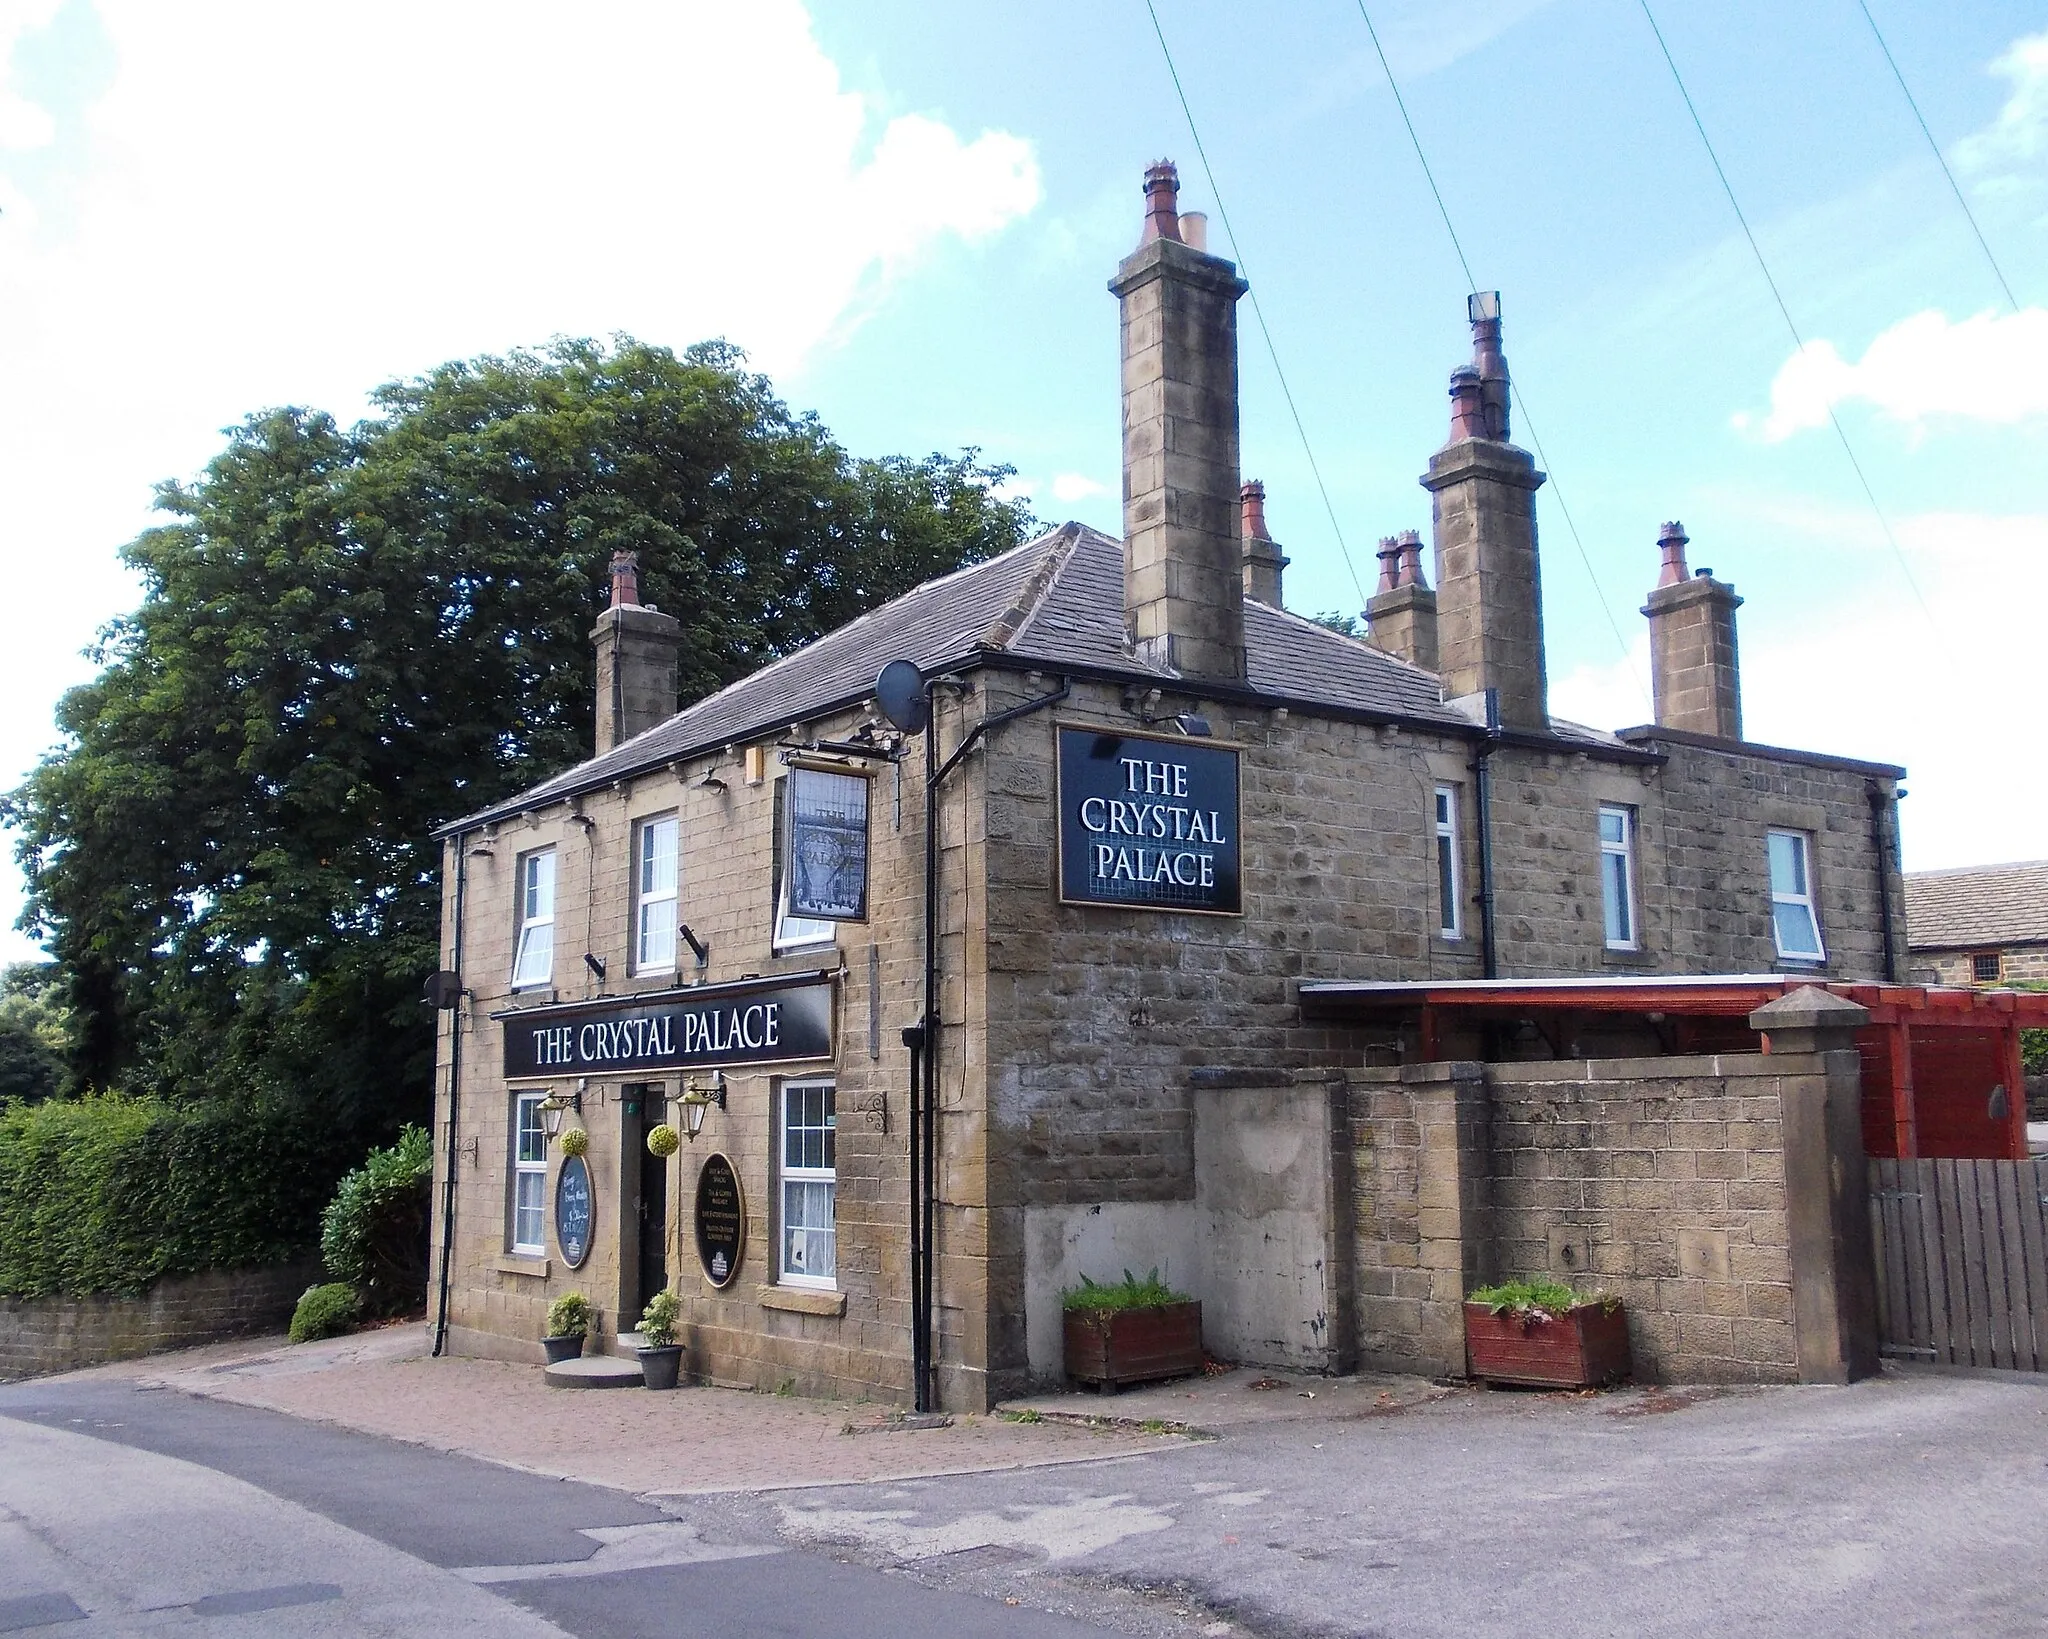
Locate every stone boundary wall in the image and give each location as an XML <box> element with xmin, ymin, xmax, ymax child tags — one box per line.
<box><xmin>1346</xmin><ymin>1048</ymin><xmax>1868</xmax><ymax>1385</ymax></box>
<box><xmin>0</xmin><ymin>1261</ymin><xmax>321</xmax><ymax>1383</ymax></box>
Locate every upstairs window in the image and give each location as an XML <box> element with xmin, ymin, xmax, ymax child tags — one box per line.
<box><xmin>635</xmin><ymin>815</ymin><xmax>679</xmax><ymax>972</ymax></box>
<box><xmin>1434</xmin><ymin>786</ymin><xmax>1462</xmax><ymax>940</ymax></box>
<box><xmin>511</xmin><ymin>849</ymin><xmax>556</xmax><ymax>988</ymax></box>
<box><xmin>1766</xmin><ymin>829</ymin><xmax>1825</xmax><ymax>963</ymax></box>
<box><xmin>1598</xmin><ymin>805</ymin><xmax>1638</xmax><ymax>951</ymax></box>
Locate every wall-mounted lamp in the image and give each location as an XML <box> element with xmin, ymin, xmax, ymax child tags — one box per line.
<box><xmin>669</xmin><ymin>1073</ymin><xmax>726</xmax><ymax>1140</ymax></box>
<box><xmin>582</xmin><ymin>953</ymin><xmax>607</xmax><ymax>982</ymax></box>
<box><xmin>538</xmin><ymin>1083</ymin><xmax>584</xmax><ymax>1138</ymax></box>
<box><xmin>1122</xmin><ymin>685</ymin><xmax>1211</xmax><ymax>738</ymax></box>
<box><xmin>678</xmin><ymin>923</ymin><xmax>710</xmax><ymax>968</ymax></box>
<box><xmin>1171</xmin><ymin>713</ymin><xmax>1212</xmax><ymax>737</ymax></box>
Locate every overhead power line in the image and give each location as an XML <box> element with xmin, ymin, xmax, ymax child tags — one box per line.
<box><xmin>1853</xmin><ymin>0</ymin><xmax>2021</xmax><ymax>312</ymax></box>
<box><xmin>1352</xmin><ymin>1</ymin><xmax>1648</xmax><ymax>708</ymax></box>
<box><xmin>1635</xmin><ymin>0</ymin><xmax>1935</xmax><ymax>628</ymax></box>
<box><xmin>1142</xmin><ymin>0</ymin><xmax>1368</xmax><ymax>609</ymax></box>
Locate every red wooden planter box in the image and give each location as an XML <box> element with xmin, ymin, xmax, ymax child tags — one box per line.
<box><xmin>1464</xmin><ymin>1300</ymin><xmax>1631</xmax><ymax>1388</ymax></box>
<box><xmin>1064</xmin><ymin>1301</ymin><xmax>1203</xmax><ymax>1393</ymax></box>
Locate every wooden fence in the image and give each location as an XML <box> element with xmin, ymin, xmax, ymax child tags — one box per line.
<box><xmin>1868</xmin><ymin>1158</ymin><xmax>2048</xmax><ymax>1373</ymax></box>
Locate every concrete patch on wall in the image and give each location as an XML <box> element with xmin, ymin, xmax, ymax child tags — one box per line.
<box><xmin>1022</xmin><ymin>1202</ymin><xmax>1199</xmax><ymax>1381</ymax></box>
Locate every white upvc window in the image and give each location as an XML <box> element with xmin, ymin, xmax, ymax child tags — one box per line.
<box><xmin>1434</xmin><ymin>785</ymin><xmax>1462</xmax><ymax>940</ymax></box>
<box><xmin>778</xmin><ymin>1079</ymin><xmax>836</xmax><ymax>1288</ymax></box>
<box><xmin>511</xmin><ymin>849</ymin><xmax>556</xmax><ymax>988</ymax></box>
<box><xmin>1598</xmin><ymin>805</ymin><xmax>1638</xmax><ymax>951</ymax></box>
<box><xmin>635</xmin><ymin>814</ymin><xmax>679</xmax><ymax>972</ymax></box>
<box><xmin>1767</xmin><ymin>828</ymin><xmax>1826</xmax><ymax>962</ymax></box>
<box><xmin>511</xmin><ymin>1091</ymin><xmax>548</xmax><ymax>1254</ymax></box>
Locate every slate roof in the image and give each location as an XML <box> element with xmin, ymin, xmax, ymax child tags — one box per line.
<box><xmin>441</xmin><ymin>522</ymin><xmax>1621</xmax><ymax>834</ymax></box>
<box><xmin>1904</xmin><ymin>861</ymin><xmax>2048</xmax><ymax>950</ymax></box>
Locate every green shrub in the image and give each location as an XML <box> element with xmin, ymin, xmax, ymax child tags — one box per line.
<box><xmin>319</xmin><ymin>1125</ymin><xmax>432</xmax><ymax>1315</ymax></box>
<box><xmin>289</xmin><ymin>1281</ymin><xmax>362</xmax><ymax>1344</ymax></box>
<box><xmin>1059</xmin><ymin>1267</ymin><xmax>1192</xmax><ymax>1313</ymax></box>
<box><xmin>1467</xmin><ymin>1278</ymin><xmax>1614</xmax><ymax>1319</ymax></box>
<box><xmin>639</xmin><ymin>1289</ymin><xmax>681</xmax><ymax>1348</ymax></box>
<box><xmin>548</xmin><ymin>1291</ymin><xmax>592</xmax><ymax>1338</ymax></box>
<box><xmin>0</xmin><ymin>1093</ymin><xmax>359</xmax><ymax>1299</ymax></box>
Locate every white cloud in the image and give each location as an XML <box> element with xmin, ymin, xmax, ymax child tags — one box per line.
<box><xmin>1552</xmin><ymin>509</ymin><xmax>2048</xmax><ymax>872</ymax></box>
<box><xmin>1956</xmin><ymin>29</ymin><xmax>2048</xmax><ymax>178</ymax></box>
<box><xmin>1050</xmin><ymin>473</ymin><xmax>1106</xmax><ymax>503</ymax></box>
<box><xmin>1739</xmin><ymin>308</ymin><xmax>2048</xmax><ymax>441</ymax></box>
<box><xmin>0</xmin><ymin>0</ymin><xmax>1042</xmax><ymax>964</ymax></box>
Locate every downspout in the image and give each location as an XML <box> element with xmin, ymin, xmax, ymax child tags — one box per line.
<box><xmin>1867</xmin><ymin>782</ymin><xmax>1898</xmax><ymax>983</ymax></box>
<box><xmin>431</xmin><ymin>833</ymin><xmax>468</xmax><ymax>1358</ymax></box>
<box><xmin>914</xmin><ymin>673</ymin><xmax>1069</xmax><ymax>1413</ymax></box>
<box><xmin>1471</xmin><ymin>688</ymin><xmax>1501</xmax><ymax>980</ymax></box>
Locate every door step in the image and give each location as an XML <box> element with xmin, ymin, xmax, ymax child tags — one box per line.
<box><xmin>543</xmin><ymin>1355</ymin><xmax>644</xmax><ymax>1389</ymax></box>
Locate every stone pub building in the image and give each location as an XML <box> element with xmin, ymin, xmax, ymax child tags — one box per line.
<box><xmin>429</xmin><ymin>162</ymin><xmax>1920</xmax><ymax>1405</ymax></box>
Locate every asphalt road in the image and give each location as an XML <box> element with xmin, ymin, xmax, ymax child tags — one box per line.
<box><xmin>5</xmin><ymin>1366</ymin><xmax>2047</xmax><ymax>1638</ymax></box>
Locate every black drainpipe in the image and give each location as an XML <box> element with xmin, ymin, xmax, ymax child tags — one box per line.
<box><xmin>1471</xmin><ymin>688</ymin><xmax>1501</xmax><ymax>980</ymax></box>
<box><xmin>431</xmin><ymin>832</ymin><xmax>468</xmax><ymax>1358</ymax></box>
<box><xmin>1867</xmin><ymin>782</ymin><xmax>1899</xmax><ymax>983</ymax></box>
<box><xmin>913</xmin><ymin>674</ymin><xmax>1069</xmax><ymax>1412</ymax></box>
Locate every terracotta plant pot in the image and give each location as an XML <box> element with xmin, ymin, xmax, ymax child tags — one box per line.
<box><xmin>1464</xmin><ymin>1300</ymin><xmax>1631</xmax><ymax>1389</ymax></box>
<box><xmin>637</xmin><ymin>1344</ymin><xmax>684</xmax><ymax>1390</ymax></box>
<box><xmin>542</xmin><ymin>1333</ymin><xmax>585</xmax><ymax>1365</ymax></box>
<box><xmin>1063</xmin><ymin>1300</ymin><xmax>1203</xmax><ymax>1394</ymax></box>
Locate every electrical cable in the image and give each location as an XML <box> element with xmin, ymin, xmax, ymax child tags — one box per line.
<box><xmin>1635</xmin><ymin>0</ymin><xmax>1936</xmax><ymax>627</ymax></box>
<box><xmin>1352</xmin><ymin>0</ymin><xmax>1649</xmax><ymax>710</ymax></box>
<box><xmin>1143</xmin><ymin>0</ymin><xmax>1368</xmax><ymax>609</ymax></box>
<box><xmin>1853</xmin><ymin>0</ymin><xmax>2021</xmax><ymax>313</ymax></box>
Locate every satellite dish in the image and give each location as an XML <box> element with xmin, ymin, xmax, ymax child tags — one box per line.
<box><xmin>422</xmin><ymin>970</ymin><xmax>464</xmax><ymax>1010</ymax></box>
<box><xmin>875</xmin><ymin>659</ymin><xmax>929</xmax><ymax>734</ymax></box>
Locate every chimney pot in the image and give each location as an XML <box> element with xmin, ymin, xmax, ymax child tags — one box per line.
<box><xmin>1374</xmin><ymin>535</ymin><xmax>1403</xmax><ymax>595</ymax></box>
<box><xmin>1240</xmin><ymin>480</ymin><xmax>1288</xmax><ymax>607</ymax></box>
<box><xmin>1448</xmin><ymin>366</ymin><xmax>1487</xmax><ymax>443</ymax></box>
<box><xmin>1367</xmin><ymin>528</ymin><xmax>1438</xmax><ymax>671</ymax></box>
<box><xmin>1141</xmin><ymin>160</ymin><xmax>1183</xmax><ymax>246</ymax></box>
<box><xmin>1177</xmin><ymin>211</ymin><xmax>1208</xmax><ymax>252</ymax></box>
<box><xmin>608</xmin><ymin>547</ymin><xmax>641</xmax><ymax>609</ymax></box>
<box><xmin>1655</xmin><ymin>521</ymin><xmax>1690</xmax><ymax>588</ymax></box>
<box><xmin>1397</xmin><ymin>528</ymin><xmax>1428</xmax><ymax>590</ymax></box>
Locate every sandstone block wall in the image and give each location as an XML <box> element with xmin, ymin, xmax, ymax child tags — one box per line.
<box><xmin>0</xmin><ymin>1261</ymin><xmax>322</xmax><ymax>1383</ymax></box>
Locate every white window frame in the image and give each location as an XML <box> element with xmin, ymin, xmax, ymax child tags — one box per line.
<box><xmin>1598</xmin><ymin>805</ymin><xmax>1639</xmax><ymax>952</ymax></box>
<box><xmin>511</xmin><ymin>848</ymin><xmax>556</xmax><ymax>989</ymax></box>
<box><xmin>772</xmin><ymin>775</ymin><xmax>837</xmax><ymax>954</ymax></box>
<box><xmin>634</xmin><ymin>814</ymin><xmax>680</xmax><ymax>974</ymax></box>
<box><xmin>1434</xmin><ymin>785</ymin><xmax>1462</xmax><ymax>940</ymax></box>
<box><xmin>511</xmin><ymin>1091</ymin><xmax>548</xmax><ymax>1255</ymax></box>
<box><xmin>1766</xmin><ymin>828</ymin><xmax>1826</xmax><ymax>963</ymax></box>
<box><xmin>777</xmin><ymin>1078</ymin><xmax>837</xmax><ymax>1290</ymax></box>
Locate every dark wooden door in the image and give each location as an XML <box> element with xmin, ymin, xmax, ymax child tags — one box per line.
<box><xmin>636</xmin><ymin>1101</ymin><xmax>670</xmax><ymax>1315</ymax></box>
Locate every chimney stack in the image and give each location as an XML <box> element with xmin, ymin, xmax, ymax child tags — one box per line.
<box><xmin>1240</xmin><ymin>480</ymin><xmax>1287</xmax><ymax>606</ymax></box>
<box><xmin>1422</xmin><ymin>293</ymin><xmax>1548</xmax><ymax>729</ymax></box>
<box><xmin>592</xmin><ymin>548</ymin><xmax>682</xmax><ymax>755</ymax></box>
<box><xmin>1367</xmin><ymin>529</ymin><xmax>1438</xmax><ymax>672</ymax></box>
<box><xmin>1111</xmin><ymin>160</ymin><xmax>1250</xmax><ymax>681</ymax></box>
<box><xmin>1643</xmin><ymin>522</ymin><xmax>1744</xmax><ymax>740</ymax></box>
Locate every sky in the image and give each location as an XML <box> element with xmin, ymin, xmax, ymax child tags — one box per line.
<box><xmin>0</xmin><ymin>0</ymin><xmax>2043</xmax><ymax>967</ymax></box>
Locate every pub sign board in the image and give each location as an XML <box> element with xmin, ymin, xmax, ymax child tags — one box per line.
<box><xmin>694</xmin><ymin>1151</ymin><xmax>747</xmax><ymax>1288</ymax></box>
<box><xmin>1056</xmin><ymin>726</ymin><xmax>1242</xmax><ymax>915</ymax></box>
<box><xmin>497</xmin><ymin>973</ymin><xmax>834</xmax><ymax>1080</ymax></box>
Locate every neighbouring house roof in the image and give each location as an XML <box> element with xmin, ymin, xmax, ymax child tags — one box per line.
<box><xmin>1904</xmin><ymin>861</ymin><xmax>2048</xmax><ymax>950</ymax></box>
<box><xmin>437</xmin><ymin>522</ymin><xmax>1634</xmax><ymax>836</ymax></box>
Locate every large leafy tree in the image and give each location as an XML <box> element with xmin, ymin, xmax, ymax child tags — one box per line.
<box><xmin>6</xmin><ymin>338</ymin><xmax>1031</xmax><ymax>1132</ymax></box>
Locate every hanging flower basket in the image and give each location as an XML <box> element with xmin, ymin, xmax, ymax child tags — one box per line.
<box><xmin>646</xmin><ymin>1123</ymin><xmax>680</xmax><ymax>1158</ymax></box>
<box><xmin>557</xmin><ymin>1126</ymin><xmax>590</xmax><ymax>1159</ymax></box>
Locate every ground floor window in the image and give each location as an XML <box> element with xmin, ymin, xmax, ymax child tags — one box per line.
<box><xmin>779</xmin><ymin>1079</ymin><xmax>836</xmax><ymax>1287</ymax></box>
<box><xmin>512</xmin><ymin>1091</ymin><xmax>548</xmax><ymax>1255</ymax></box>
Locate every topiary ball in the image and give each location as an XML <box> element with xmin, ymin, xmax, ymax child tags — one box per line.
<box><xmin>557</xmin><ymin>1126</ymin><xmax>590</xmax><ymax>1158</ymax></box>
<box><xmin>646</xmin><ymin>1123</ymin><xmax>680</xmax><ymax>1158</ymax></box>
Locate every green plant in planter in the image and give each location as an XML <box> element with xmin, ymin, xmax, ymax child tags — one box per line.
<box><xmin>639</xmin><ymin>1289</ymin><xmax>681</xmax><ymax>1349</ymax></box>
<box><xmin>1467</xmin><ymin>1278</ymin><xmax>1617</xmax><ymax>1321</ymax></box>
<box><xmin>556</xmin><ymin>1126</ymin><xmax>590</xmax><ymax>1159</ymax></box>
<box><xmin>547</xmin><ymin>1291</ymin><xmax>592</xmax><ymax>1339</ymax></box>
<box><xmin>646</xmin><ymin>1123</ymin><xmax>680</xmax><ymax>1159</ymax></box>
<box><xmin>1060</xmin><ymin>1267</ymin><xmax>1191</xmax><ymax>1313</ymax></box>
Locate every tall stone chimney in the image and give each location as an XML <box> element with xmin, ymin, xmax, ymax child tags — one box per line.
<box><xmin>1110</xmin><ymin>161</ymin><xmax>1249</xmax><ymax>681</ymax></box>
<box><xmin>1367</xmin><ymin>529</ymin><xmax>1438</xmax><ymax>671</ymax></box>
<box><xmin>1643</xmin><ymin>521</ymin><xmax>1743</xmax><ymax>740</ymax></box>
<box><xmin>592</xmin><ymin>548</ymin><xmax>681</xmax><ymax>755</ymax></box>
<box><xmin>1240</xmin><ymin>480</ymin><xmax>1287</xmax><ymax>606</ymax></box>
<box><xmin>1422</xmin><ymin>292</ymin><xmax>1548</xmax><ymax>729</ymax></box>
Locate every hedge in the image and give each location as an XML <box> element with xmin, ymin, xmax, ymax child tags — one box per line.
<box><xmin>0</xmin><ymin>1094</ymin><xmax>360</xmax><ymax>1299</ymax></box>
<box><xmin>319</xmin><ymin>1124</ymin><xmax>432</xmax><ymax>1315</ymax></box>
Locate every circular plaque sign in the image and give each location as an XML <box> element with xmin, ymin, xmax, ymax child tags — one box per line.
<box><xmin>694</xmin><ymin>1152</ymin><xmax>746</xmax><ymax>1288</ymax></box>
<box><xmin>554</xmin><ymin>1153</ymin><xmax>594</xmax><ymax>1270</ymax></box>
